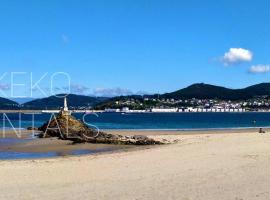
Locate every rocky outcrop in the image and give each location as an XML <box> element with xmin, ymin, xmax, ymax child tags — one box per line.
<box><xmin>38</xmin><ymin>112</ymin><xmax>165</xmax><ymax>145</ymax></box>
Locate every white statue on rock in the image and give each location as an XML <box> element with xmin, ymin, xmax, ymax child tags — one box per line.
<box><xmin>61</xmin><ymin>97</ymin><xmax>71</xmax><ymax>115</ymax></box>
<box><xmin>64</xmin><ymin>97</ymin><xmax>68</xmax><ymax>112</ymax></box>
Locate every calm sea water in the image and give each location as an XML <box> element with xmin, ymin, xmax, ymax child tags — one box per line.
<box><xmin>0</xmin><ymin>112</ymin><xmax>270</xmax><ymax>130</ymax></box>
<box><xmin>0</xmin><ymin>148</ymin><xmax>118</xmax><ymax>160</ymax></box>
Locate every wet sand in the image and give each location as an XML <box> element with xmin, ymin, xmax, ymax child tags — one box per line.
<box><xmin>106</xmin><ymin>127</ymin><xmax>267</xmax><ymax>135</ymax></box>
<box><xmin>0</xmin><ymin>130</ymin><xmax>136</xmax><ymax>158</ymax></box>
<box><xmin>1</xmin><ymin>128</ymin><xmax>270</xmax><ymax>199</ymax></box>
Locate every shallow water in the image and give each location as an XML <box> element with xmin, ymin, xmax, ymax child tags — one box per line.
<box><xmin>0</xmin><ymin>137</ymin><xmax>124</xmax><ymax>160</ymax></box>
<box><xmin>0</xmin><ymin>138</ymin><xmax>31</xmax><ymax>145</ymax></box>
<box><xmin>0</xmin><ymin>151</ymin><xmax>57</xmax><ymax>160</ymax></box>
<box><xmin>0</xmin><ymin>148</ymin><xmax>118</xmax><ymax>160</ymax></box>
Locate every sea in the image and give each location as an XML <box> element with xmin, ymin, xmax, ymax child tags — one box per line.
<box><xmin>1</xmin><ymin>112</ymin><xmax>270</xmax><ymax>130</ymax></box>
<box><xmin>1</xmin><ymin>112</ymin><xmax>270</xmax><ymax>160</ymax></box>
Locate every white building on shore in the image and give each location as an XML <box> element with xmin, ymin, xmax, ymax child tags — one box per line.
<box><xmin>104</xmin><ymin>108</ymin><xmax>121</xmax><ymax>112</ymax></box>
<box><xmin>151</xmin><ymin>108</ymin><xmax>178</xmax><ymax>113</ymax></box>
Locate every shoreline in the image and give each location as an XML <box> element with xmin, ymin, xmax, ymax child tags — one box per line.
<box><xmin>106</xmin><ymin>127</ymin><xmax>266</xmax><ymax>136</ymax></box>
<box><xmin>2</xmin><ymin>109</ymin><xmax>270</xmax><ymax>113</ymax></box>
<box><xmin>0</xmin><ymin>130</ymin><xmax>153</xmax><ymax>160</ymax></box>
<box><xmin>1</xmin><ymin>126</ymin><xmax>267</xmax><ymax>134</ymax></box>
<box><xmin>0</xmin><ymin>127</ymin><xmax>265</xmax><ymax>161</ymax></box>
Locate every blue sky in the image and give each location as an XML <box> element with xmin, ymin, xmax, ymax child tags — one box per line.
<box><xmin>1</xmin><ymin>0</ymin><xmax>270</xmax><ymax>97</ymax></box>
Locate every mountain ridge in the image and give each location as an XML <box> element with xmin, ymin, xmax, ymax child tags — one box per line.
<box><xmin>0</xmin><ymin>97</ymin><xmax>19</xmax><ymax>109</ymax></box>
<box><xmin>1</xmin><ymin>83</ymin><xmax>270</xmax><ymax>109</ymax></box>
<box><xmin>22</xmin><ymin>94</ymin><xmax>108</xmax><ymax>110</ymax></box>
<box><xmin>161</xmin><ymin>83</ymin><xmax>270</xmax><ymax>100</ymax></box>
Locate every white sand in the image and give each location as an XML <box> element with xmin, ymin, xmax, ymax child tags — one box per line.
<box><xmin>1</xmin><ymin>131</ymin><xmax>270</xmax><ymax>200</ymax></box>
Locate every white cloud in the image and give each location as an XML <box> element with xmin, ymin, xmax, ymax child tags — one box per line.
<box><xmin>71</xmin><ymin>84</ymin><xmax>89</xmax><ymax>94</ymax></box>
<box><xmin>62</xmin><ymin>84</ymin><xmax>89</xmax><ymax>94</ymax></box>
<box><xmin>249</xmin><ymin>65</ymin><xmax>270</xmax><ymax>74</ymax></box>
<box><xmin>222</xmin><ymin>48</ymin><xmax>253</xmax><ymax>65</ymax></box>
<box><xmin>61</xmin><ymin>34</ymin><xmax>69</xmax><ymax>44</ymax></box>
<box><xmin>0</xmin><ymin>84</ymin><xmax>10</xmax><ymax>91</ymax></box>
<box><xmin>93</xmin><ymin>87</ymin><xmax>133</xmax><ymax>97</ymax></box>
<box><xmin>135</xmin><ymin>91</ymin><xmax>150</xmax><ymax>95</ymax></box>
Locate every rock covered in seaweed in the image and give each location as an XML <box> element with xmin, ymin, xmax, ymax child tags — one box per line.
<box><xmin>38</xmin><ymin>111</ymin><xmax>165</xmax><ymax>145</ymax></box>
<box><xmin>38</xmin><ymin>112</ymin><xmax>94</xmax><ymax>139</ymax></box>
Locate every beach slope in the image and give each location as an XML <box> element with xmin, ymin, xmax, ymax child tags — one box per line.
<box><xmin>1</xmin><ymin>131</ymin><xmax>270</xmax><ymax>200</ymax></box>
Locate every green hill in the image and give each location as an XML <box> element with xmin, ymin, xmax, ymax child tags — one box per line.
<box><xmin>161</xmin><ymin>83</ymin><xmax>270</xmax><ymax>100</ymax></box>
<box><xmin>161</xmin><ymin>83</ymin><xmax>235</xmax><ymax>100</ymax></box>
<box><xmin>4</xmin><ymin>83</ymin><xmax>270</xmax><ymax>110</ymax></box>
<box><xmin>22</xmin><ymin>94</ymin><xmax>108</xmax><ymax>110</ymax></box>
<box><xmin>0</xmin><ymin>97</ymin><xmax>19</xmax><ymax>109</ymax></box>
<box><xmin>95</xmin><ymin>83</ymin><xmax>270</xmax><ymax>109</ymax></box>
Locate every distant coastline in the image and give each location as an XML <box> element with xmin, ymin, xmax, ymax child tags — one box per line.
<box><xmin>2</xmin><ymin>83</ymin><xmax>270</xmax><ymax>111</ymax></box>
<box><xmin>0</xmin><ymin>109</ymin><xmax>270</xmax><ymax>114</ymax></box>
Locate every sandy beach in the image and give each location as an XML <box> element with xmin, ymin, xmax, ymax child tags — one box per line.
<box><xmin>1</xmin><ymin>129</ymin><xmax>270</xmax><ymax>199</ymax></box>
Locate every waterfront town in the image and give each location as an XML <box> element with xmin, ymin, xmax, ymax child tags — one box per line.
<box><xmin>100</xmin><ymin>96</ymin><xmax>270</xmax><ymax>113</ymax></box>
